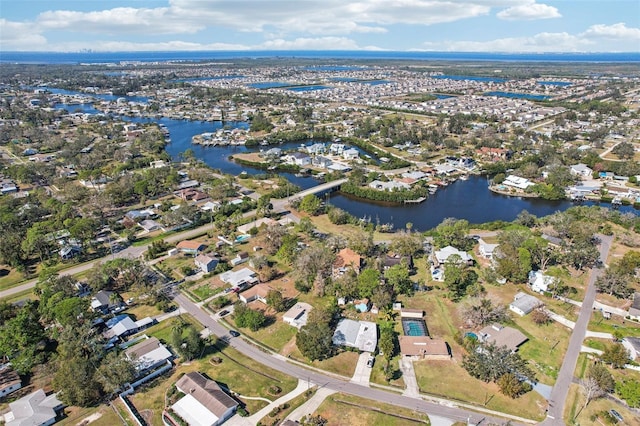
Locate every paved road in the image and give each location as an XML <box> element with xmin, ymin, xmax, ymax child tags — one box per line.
<box><xmin>541</xmin><ymin>234</ymin><xmax>613</xmax><ymax>425</ymax></box>
<box><xmin>172</xmin><ymin>292</ymin><xmax>527</xmax><ymax>426</ymax></box>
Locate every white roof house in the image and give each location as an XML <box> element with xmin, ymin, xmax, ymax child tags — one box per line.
<box><xmin>503</xmin><ymin>175</ymin><xmax>535</xmax><ymax>190</ymax></box>
<box><xmin>4</xmin><ymin>389</ymin><xmax>63</xmax><ymax>426</ymax></box>
<box><xmin>368</xmin><ymin>180</ymin><xmax>410</xmax><ymax>191</ymax></box>
<box><xmin>283</xmin><ymin>302</ymin><xmax>312</xmax><ymax>329</ymax></box>
<box><xmin>509</xmin><ymin>292</ymin><xmax>542</xmax><ymax>316</ymax></box>
<box><xmin>332</xmin><ymin>319</ymin><xmax>377</xmax><ymax>352</ymax></box>
<box><xmin>478</xmin><ymin>238</ymin><xmax>499</xmax><ymax>259</ymax></box>
<box><xmin>434</xmin><ymin>246</ymin><xmax>473</xmax><ymax>265</ymax></box>
<box><xmin>570</xmin><ymin>163</ymin><xmax>593</xmax><ymax>178</ymax></box>
<box><xmin>125</xmin><ymin>336</ymin><xmax>173</xmax><ymax>373</ymax></box>
<box><xmin>219</xmin><ymin>267</ymin><xmax>258</xmax><ymax>290</ymax></box>
<box><xmin>528</xmin><ymin>270</ymin><xmax>556</xmax><ymax>293</ymax></box>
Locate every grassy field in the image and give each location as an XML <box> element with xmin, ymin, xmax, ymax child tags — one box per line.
<box><xmin>314</xmin><ymin>393</ymin><xmax>431</xmax><ymax>425</ymax></box>
<box><xmin>189</xmin><ymin>282</ymin><xmax>226</xmax><ymax>301</ymax></box>
<box><xmin>130</xmin><ymin>344</ymin><xmax>297</xmax><ymax>425</ymax></box>
<box><xmin>368</xmin><ymin>354</ymin><xmax>406</xmax><ymax>389</ymax></box>
<box><xmin>588</xmin><ymin>310</ymin><xmax>640</xmax><ymax>337</ymax></box>
<box><xmin>58</xmin><ymin>404</ymin><xmax>124</xmax><ymax>426</ymax></box>
<box><xmin>0</xmin><ymin>266</ymin><xmax>26</xmax><ymax>291</ymax></box>
<box><xmin>145</xmin><ymin>314</ymin><xmax>200</xmax><ymax>343</ymax></box>
<box><xmin>238</xmin><ymin>315</ymin><xmax>298</xmax><ymax>354</ymax></box>
<box><xmin>257</xmin><ymin>388</ymin><xmax>317</xmax><ymax>426</ymax></box>
<box><xmin>286</xmin><ymin>346</ymin><xmax>360</xmax><ymax>377</ymax></box>
<box><xmin>564</xmin><ymin>383</ymin><xmax>640</xmax><ymax>426</ymax></box>
<box><xmin>414</xmin><ymin>360</ymin><xmax>547</xmax><ymax>421</ymax></box>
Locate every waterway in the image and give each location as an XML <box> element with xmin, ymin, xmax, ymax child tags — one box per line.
<box><xmin>51</xmin><ymin>92</ymin><xmax>637</xmax><ymax>232</ymax></box>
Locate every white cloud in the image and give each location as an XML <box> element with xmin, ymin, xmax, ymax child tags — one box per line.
<box><xmin>49</xmin><ymin>40</ymin><xmax>251</xmax><ymax>52</ymax></box>
<box><xmin>423</xmin><ymin>32</ymin><xmax>591</xmax><ymax>52</ymax></box>
<box><xmin>497</xmin><ymin>1</ymin><xmax>561</xmax><ymax>21</ymax></box>
<box><xmin>258</xmin><ymin>36</ymin><xmax>360</xmax><ymax>50</ymax></box>
<box><xmin>0</xmin><ymin>19</ymin><xmax>48</xmax><ymax>50</ymax></box>
<box><xmin>581</xmin><ymin>22</ymin><xmax>640</xmax><ymax>40</ymax></box>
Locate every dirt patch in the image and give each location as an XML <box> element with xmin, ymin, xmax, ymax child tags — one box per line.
<box><xmin>139</xmin><ymin>409</ymin><xmax>154</xmax><ymax>425</ymax></box>
<box><xmin>75</xmin><ymin>411</ymin><xmax>102</xmax><ymax>426</ymax></box>
<box><xmin>281</xmin><ymin>336</ymin><xmax>297</xmax><ymax>356</ymax></box>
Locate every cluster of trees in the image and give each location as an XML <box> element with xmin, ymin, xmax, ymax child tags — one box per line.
<box><xmin>462</xmin><ymin>342</ymin><xmax>535</xmax><ymax>399</ymax></box>
<box><xmin>296</xmin><ymin>305</ymin><xmax>338</xmax><ymax>361</ymax></box>
<box><xmin>170</xmin><ymin>321</ymin><xmax>205</xmax><ymax>361</ymax></box>
<box><xmin>340</xmin><ymin>180</ymin><xmax>428</xmax><ymax>204</ymax></box>
<box><xmin>596</xmin><ymin>250</ymin><xmax>640</xmax><ymax>298</ymax></box>
<box><xmin>249</xmin><ymin>112</ymin><xmax>274</xmax><ymax>132</ymax></box>
<box><xmin>233</xmin><ymin>301</ymin><xmax>267</xmax><ymax>331</ymax></box>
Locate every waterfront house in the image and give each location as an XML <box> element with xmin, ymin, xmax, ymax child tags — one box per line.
<box><xmin>172</xmin><ymin>372</ymin><xmax>238</xmax><ymax>426</ymax></box>
<box><xmin>503</xmin><ymin>175</ymin><xmax>535</xmax><ymax>190</ymax></box>
<box><xmin>329</xmin><ymin>143</ymin><xmax>346</xmax><ymax>155</ymax></box>
<box><xmin>342</xmin><ymin>148</ymin><xmax>360</xmax><ymax>160</ymax></box>
<box><xmin>195</xmin><ymin>254</ymin><xmax>219</xmax><ymax>273</ymax></box>
<box><xmin>3</xmin><ymin>389</ymin><xmax>63</xmax><ymax>426</ymax></box>
<box><xmin>368</xmin><ymin>180</ymin><xmax>410</xmax><ymax>191</ymax></box>
<box><xmin>509</xmin><ymin>292</ymin><xmax>543</xmax><ymax>316</ymax></box>
<box><xmin>478</xmin><ymin>238</ymin><xmax>499</xmax><ymax>259</ymax></box>
<box><xmin>312</xmin><ymin>156</ymin><xmax>332</xmax><ymax>169</ymax></box>
<box><xmin>284</xmin><ymin>152</ymin><xmax>311</xmax><ymax>166</ymax></box>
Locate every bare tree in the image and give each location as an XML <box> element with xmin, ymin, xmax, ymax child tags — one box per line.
<box><xmin>581</xmin><ymin>377</ymin><xmax>605</xmax><ymax>410</ymax></box>
<box><xmin>460</xmin><ymin>298</ymin><xmax>508</xmax><ymax>329</ymax></box>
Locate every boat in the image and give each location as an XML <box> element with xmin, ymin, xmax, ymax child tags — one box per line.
<box><xmin>459</xmin><ymin>174</ymin><xmax>469</xmax><ymax>180</ymax></box>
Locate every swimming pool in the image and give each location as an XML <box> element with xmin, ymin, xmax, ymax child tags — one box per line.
<box><xmin>235</xmin><ymin>234</ymin><xmax>251</xmax><ymax>243</ymax></box>
<box><xmin>402</xmin><ymin>318</ymin><xmax>429</xmax><ymax>337</ymax></box>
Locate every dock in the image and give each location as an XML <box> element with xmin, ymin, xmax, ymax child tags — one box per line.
<box><xmin>404</xmin><ymin>197</ymin><xmax>426</xmax><ymax>204</ymax></box>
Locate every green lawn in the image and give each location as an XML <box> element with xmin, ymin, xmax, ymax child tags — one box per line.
<box><xmin>145</xmin><ymin>314</ymin><xmax>200</xmax><ymax>344</ymax></box>
<box><xmin>238</xmin><ymin>315</ymin><xmax>298</xmax><ymax>353</ymax></box>
<box><xmin>315</xmin><ymin>393</ymin><xmax>431</xmax><ymax>426</ymax></box>
<box><xmin>369</xmin><ymin>354</ymin><xmax>406</xmax><ymax>389</ymax></box>
<box><xmin>414</xmin><ymin>360</ymin><xmax>546</xmax><ymax>421</ymax></box>
<box><xmin>189</xmin><ymin>282</ymin><xmax>226</xmax><ymax>301</ymax></box>
<box><xmin>258</xmin><ymin>388</ymin><xmax>317</xmax><ymax>426</ymax></box>
<box><xmin>588</xmin><ymin>311</ymin><xmax>640</xmax><ymax>338</ymax></box>
<box><xmin>564</xmin><ymin>383</ymin><xmax>640</xmax><ymax>426</ymax></box>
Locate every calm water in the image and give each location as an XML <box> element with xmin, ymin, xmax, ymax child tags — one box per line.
<box><xmin>248</xmin><ymin>82</ymin><xmax>292</xmax><ymax>89</ymax></box>
<box><xmin>328</xmin><ymin>175</ymin><xmax>637</xmax><ymax>231</ymax></box>
<box><xmin>538</xmin><ymin>81</ymin><xmax>572</xmax><ymax>86</ymax></box>
<box><xmin>170</xmin><ymin>75</ymin><xmax>244</xmax><ymax>82</ymax></box>
<box><xmin>433</xmin><ymin>75</ymin><xmax>507</xmax><ymax>83</ymax></box>
<box><xmin>287</xmin><ymin>85</ymin><xmax>330</xmax><ymax>92</ymax></box>
<box><xmin>485</xmin><ymin>91</ymin><xmax>551</xmax><ymax>101</ymax></box>
<box><xmin>51</xmin><ymin>90</ymin><xmax>637</xmax><ymax>231</ymax></box>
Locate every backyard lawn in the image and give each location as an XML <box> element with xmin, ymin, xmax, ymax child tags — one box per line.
<box><xmin>588</xmin><ymin>310</ymin><xmax>640</xmax><ymax>338</ymax></box>
<box><xmin>238</xmin><ymin>315</ymin><xmax>298</xmax><ymax>354</ymax></box>
<box><xmin>414</xmin><ymin>360</ymin><xmax>547</xmax><ymax>421</ymax></box>
<box><xmin>315</xmin><ymin>393</ymin><xmax>431</xmax><ymax>425</ymax></box>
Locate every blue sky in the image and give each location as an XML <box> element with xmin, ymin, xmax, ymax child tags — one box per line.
<box><xmin>1</xmin><ymin>0</ymin><xmax>639</xmax><ymax>52</ymax></box>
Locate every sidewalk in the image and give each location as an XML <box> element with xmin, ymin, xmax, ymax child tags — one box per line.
<box><xmin>226</xmin><ymin>379</ymin><xmax>308</xmax><ymax>426</ymax></box>
<box><xmin>285</xmin><ymin>386</ymin><xmax>336</xmax><ymax>422</ymax></box>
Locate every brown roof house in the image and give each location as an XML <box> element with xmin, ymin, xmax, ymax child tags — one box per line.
<box><xmin>238</xmin><ymin>283</ymin><xmax>272</xmax><ymax>304</ymax></box>
<box><xmin>172</xmin><ymin>372</ymin><xmax>238</xmax><ymax>426</ymax></box>
<box><xmin>176</xmin><ymin>240</ymin><xmax>207</xmax><ymax>255</ymax></box>
<box><xmin>478</xmin><ymin>324</ymin><xmax>528</xmax><ymax>352</ymax></box>
<box><xmin>333</xmin><ymin>248</ymin><xmax>362</xmax><ymax>277</ymax></box>
<box><xmin>399</xmin><ymin>336</ymin><xmax>451</xmax><ymax>360</ymax></box>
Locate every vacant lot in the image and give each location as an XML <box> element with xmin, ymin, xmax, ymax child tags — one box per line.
<box><xmin>315</xmin><ymin>393</ymin><xmax>431</xmax><ymax>425</ymax></box>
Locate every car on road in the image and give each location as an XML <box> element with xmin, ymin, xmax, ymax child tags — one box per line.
<box><xmin>229</xmin><ymin>330</ymin><xmax>240</xmax><ymax>337</ymax></box>
<box><xmin>219</xmin><ymin>309</ymin><xmax>229</xmax><ymax>317</ymax></box>
<box><xmin>366</xmin><ymin>356</ymin><xmax>375</xmax><ymax>368</ymax></box>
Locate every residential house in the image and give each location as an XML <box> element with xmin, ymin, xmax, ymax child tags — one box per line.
<box><xmin>176</xmin><ymin>240</ymin><xmax>207</xmax><ymax>255</ymax></box>
<box><xmin>219</xmin><ymin>268</ymin><xmax>258</xmax><ymax>292</ymax></box>
<box><xmin>195</xmin><ymin>254</ymin><xmax>219</xmax><ymax>273</ymax></box>
<box><xmin>139</xmin><ymin>219</ymin><xmax>162</xmax><ymax>233</ymax></box>
<box><xmin>399</xmin><ymin>336</ymin><xmax>451</xmax><ymax>360</ymax></box>
<box><xmin>237</xmin><ymin>218</ymin><xmax>275</xmax><ymax>234</ymax></box>
<box><xmin>528</xmin><ymin>270</ymin><xmax>556</xmax><ymax>294</ymax></box>
<box><xmin>263</xmin><ymin>147</ymin><xmax>282</xmax><ymax>158</ymax></box>
<box><xmin>104</xmin><ymin>315</ymin><xmax>156</xmax><ymax>339</ymax></box>
<box><xmin>333</xmin><ymin>248</ymin><xmax>363</xmax><ymax>277</ymax></box>
<box><xmin>312</xmin><ymin>156</ymin><xmax>332</xmax><ymax>169</ymax></box>
<box><xmin>478</xmin><ymin>324</ymin><xmax>528</xmax><ymax>352</ymax></box>
<box><xmin>329</xmin><ymin>143</ymin><xmax>346</xmax><ymax>155</ymax></box>
<box><xmin>238</xmin><ymin>283</ymin><xmax>272</xmax><ymax>304</ymax></box>
<box><xmin>629</xmin><ymin>292</ymin><xmax>640</xmax><ymax>321</ymax></box>
<box><xmin>433</xmin><ymin>246</ymin><xmax>473</xmax><ymax>266</ymax></box>
<box><xmin>3</xmin><ymin>389</ymin><xmax>63</xmax><ymax>426</ymax></box>
<box><xmin>503</xmin><ymin>175</ymin><xmax>535</xmax><ymax>190</ymax></box>
<box><xmin>570</xmin><ymin>163</ymin><xmax>593</xmax><ymax>178</ymax></box>
<box><xmin>172</xmin><ymin>372</ymin><xmax>238</xmax><ymax>426</ymax></box>
<box><xmin>342</xmin><ymin>148</ymin><xmax>360</xmax><ymax>160</ymax></box>
<box><xmin>0</xmin><ymin>179</ymin><xmax>18</xmax><ymax>195</ymax></box>
<box><xmin>91</xmin><ymin>290</ymin><xmax>123</xmax><ymax>314</ymax></box>
<box><xmin>0</xmin><ymin>366</ymin><xmax>21</xmax><ymax>398</ymax></box>
<box><xmin>284</xmin><ymin>152</ymin><xmax>311</xmax><ymax>166</ymax></box>
<box><xmin>125</xmin><ymin>336</ymin><xmax>173</xmax><ymax>374</ymax></box>
<box><xmin>305</xmin><ymin>143</ymin><xmax>326</xmax><ymax>155</ymax></box>
<box><xmin>176</xmin><ymin>188</ymin><xmax>210</xmax><ymax>203</ymax></box>
<box><xmin>59</xmin><ymin>245</ymin><xmax>81</xmax><ymax>259</ymax></box>
<box><xmin>478</xmin><ymin>238</ymin><xmax>499</xmax><ymax>259</ymax></box>
<box><xmin>230</xmin><ymin>251</ymin><xmax>249</xmax><ymax>266</ymax></box>
<box><xmin>332</xmin><ymin>319</ymin><xmax>377</xmax><ymax>352</ymax></box>
<box><xmin>283</xmin><ymin>303</ymin><xmax>312</xmax><ymax>329</ymax></box>
<box><xmin>383</xmin><ymin>254</ymin><xmax>413</xmax><ymax>271</ymax></box>
<box><xmin>541</xmin><ymin>234</ymin><xmax>563</xmax><ymax>248</ymax></box>
<box><xmin>509</xmin><ymin>292</ymin><xmax>542</xmax><ymax>316</ymax></box>
<box><xmin>368</xmin><ymin>180</ymin><xmax>410</xmax><ymax>191</ymax></box>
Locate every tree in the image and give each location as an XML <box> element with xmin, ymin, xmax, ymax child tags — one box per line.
<box><xmin>296</xmin><ymin>309</ymin><xmax>335</xmax><ymax>361</ymax></box>
<box><xmin>378</xmin><ymin>325</ymin><xmax>397</xmax><ymax>362</ymax></box>
<box><xmin>596</xmin><ymin>269</ymin><xmax>633</xmax><ymax>299</ymax></box>
<box><xmin>615</xmin><ymin>378</ymin><xmax>640</xmax><ymax>408</ymax></box>
<box><xmin>443</xmin><ymin>258</ymin><xmax>478</xmax><ymax>301</ymax></box>
<box><xmin>95</xmin><ymin>351</ymin><xmax>136</xmax><ymax>396</ymax></box>
<box><xmin>497</xmin><ymin>373</ymin><xmax>531</xmax><ymax>398</ymax></box>
<box><xmin>600</xmin><ymin>343</ymin><xmax>629</xmax><ymax>368</ymax></box>
<box><xmin>357</xmin><ymin>269</ymin><xmax>380</xmax><ymax>299</ymax></box>
<box><xmin>370</xmin><ymin>284</ymin><xmax>393</xmax><ymax>310</ymax></box>
<box><xmin>384</xmin><ymin>264</ymin><xmax>413</xmax><ymax>296</ymax></box>
<box><xmin>170</xmin><ymin>323</ymin><xmax>204</xmax><ymax>360</ymax></box>
<box><xmin>581</xmin><ymin>377</ymin><xmax>605</xmax><ymax>409</ymax></box>
<box><xmin>233</xmin><ymin>302</ymin><xmax>267</xmax><ymax>331</ymax></box>
<box><xmin>298</xmin><ymin>194</ymin><xmax>322</xmax><ymax>215</ymax></box>
<box><xmin>612</xmin><ymin>141</ymin><xmax>635</xmax><ymax>160</ymax></box>
<box><xmin>294</xmin><ymin>245</ymin><xmax>335</xmax><ymax>294</ymax></box>
<box><xmin>434</xmin><ymin>218</ymin><xmax>471</xmax><ymax>250</ymax></box>
<box><xmin>461</xmin><ymin>298</ymin><xmax>507</xmax><ymax>328</ymax></box>
<box><xmin>266</xmin><ymin>289</ymin><xmax>286</xmax><ymax>312</ymax></box>
<box><xmin>531</xmin><ymin>307</ymin><xmax>552</xmax><ymax>325</ymax></box>
<box><xmin>0</xmin><ymin>301</ymin><xmax>47</xmax><ymax>374</ymax></box>
<box><xmin>389</xmin><ymin>231</ymin><xmax>421</xmax><ymax>257</ymax></box>
<box><xmin>462</xmin><ymin>342</ymin><xmax>535</xmax><ymax>386</ymax></box>
<box><xmin>587</xmin><ymin>363</ymin><xmax>614</xmax><ymax>393</ymax></box>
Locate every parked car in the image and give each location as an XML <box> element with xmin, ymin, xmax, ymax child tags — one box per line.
<box><xmin>366</xmin><ymin>356</ymin><xmax>375</xmax><ymax>368</ymax></box>
<box><xmin>229</xmin><ymin>330</ymin><xmax>240</xmax><ymax>337</ymax></box>
<box><xmin>609</xmin><ymin>409</ymin><xmax>623</xmax><ymax>423</ymax></box>
<box><xmin>219</xmin><ymin>309</ymin><xmax>230</xmax><ymax>317</ymax></box>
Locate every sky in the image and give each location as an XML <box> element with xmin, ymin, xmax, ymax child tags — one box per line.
<box><xmin>1</xmin><ymin>0</ymin><xmax>639</xmax><ymax>52</ymax></box>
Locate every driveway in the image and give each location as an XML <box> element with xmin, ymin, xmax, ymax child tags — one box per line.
<box><xmin>399</xmin><ymin>357</ymin><xmax>420</xmax><ymax>398</ymax></box>
<box><xmin>350</xmin><ymin>352</ymin><xmax>373</xmax><ymax>386</ymax></box>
